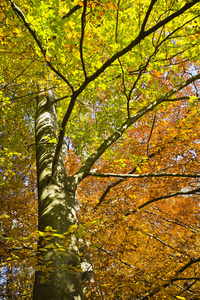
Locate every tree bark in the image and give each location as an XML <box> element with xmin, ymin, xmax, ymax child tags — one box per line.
<box><xmin>33</xmin><ymin>93</ymin><xmax>83</xmax><ymax>300</ymax></box>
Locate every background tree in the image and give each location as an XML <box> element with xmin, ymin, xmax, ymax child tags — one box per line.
<box><xmin>1</xmin><ymin>0</ymin><xmax>200</xmax><ymax>299</ymax></box>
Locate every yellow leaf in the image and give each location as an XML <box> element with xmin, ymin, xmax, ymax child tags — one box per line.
<box><xmin>46</xmin><ymin>55</ymin><xmax>51</xmax><ymax>62</ymax></box>
<box><xmin>0</xmin><ymin>214</ymin><xmax>10</xmax><ymax>218</ymax></box>
<box><xmin>32</xmin><ymin>243</ymin><xmax>38</xmax><ymax>250</ymax></box>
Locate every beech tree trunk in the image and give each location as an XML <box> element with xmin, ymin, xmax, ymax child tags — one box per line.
<box><xmin>33</xmin><ymin>93</ymin><xmax>83</xmax><ymax>300</ymax></box>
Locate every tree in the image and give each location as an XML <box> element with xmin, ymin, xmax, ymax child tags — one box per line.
<box><xmin>1</xmin><ymin>0</ymin><xmax>200</xmax><ymax>299</ymax></box>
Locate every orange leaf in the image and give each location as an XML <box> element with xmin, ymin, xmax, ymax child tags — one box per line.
<box><xmin>78</xmin><ymin>1</ymin><xmax>84</xmax><ymax>6</ymax></box>
<box><xmin>98</xmin><ymin>10</ymin><xmax>104</xmax><ymax>16</ymax></box>
<box><xmin>110</xmin><ymin>2</ymin><xmax>115</xmax><ymax>10</ymax></box>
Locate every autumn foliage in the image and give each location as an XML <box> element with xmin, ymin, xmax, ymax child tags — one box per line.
<box><xmin>1</xmin><ymin>0</ymin><xmax>200</xmax><ymax>299</ymax></box>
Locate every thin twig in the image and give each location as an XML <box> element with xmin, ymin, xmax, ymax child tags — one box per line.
<box><xmin>115</xmin><ymin>0</ymin><xmax>121</xmax><ymax>42</ymax></box>
<box><xmin>97</xmin><ymin>247</ymin><xmax>139</xmax><ymax>270</ymax></box>
<box><xmin>142</xmin><ymin>258</ymin><xmax>200</xmax><ymax>299</ymax></box>
<box><xmin>80</xmin><ymin>0</ymin><xmax>87</xmax><ymax>78</ymax></box>
<box><xmin>5</xmin><ymin>60</ymin><xmax>35</xmax><ymax>87</ymax></box>
<box><xmin>147</xmin><ymin>113</ymin><xmax>156</xmax><ymax>155</ymax></box>
<box><xmin>146</xmin><ymin>210</ymin><xmax>200</xmax><ymax>233</ymax></box>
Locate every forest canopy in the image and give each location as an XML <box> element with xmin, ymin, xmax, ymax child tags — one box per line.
<box><xmin>0</xmin><ymin>0</ymin><xmax>200</xmax><ymax>299</ymax></box>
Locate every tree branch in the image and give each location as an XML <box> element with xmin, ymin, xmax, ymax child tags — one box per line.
<box><xmin>10</xmin><ymin>0</ymin><xmax>45</xmax><ymax>54</ymax></box>
<box><xmin>75</xmin><ymin>73</ymin><xmax>200</xmax><ymax>181</ymax></box>
<box><xmin>140</xmin><ymin>0</ymin><xmax>158</xmax><ymax>33</ymax></box>
<box><xmin>73</xmin><ymin>0</ymin><xmax>199</xmax><ymax>98</ymax></box>
<box><xmin>5</xmin><ymin>59</ymin><xmax>35</xmax><ymax>87</ymax></box>
<box><xmin>146</xmin><ymin>232</ymin><xmax>175</xmax><ymax>250</ymax></box>
<box><xmin>12</xmin><ymin>0</ymin><xmax>199</xmax><ymax>179</ymax></box>
<box><xmin>120</xmin><ymin>14</ymin><xmax>198</xmax><ymax>114</ymax></box>
<box><xmin>126</xmin><ymin>188</ymin><xmax>200</xmax><ymax>216</ymax></box>
<box><xmin>52</xmin><ymin>93</ymin><xmax>77</xmax><ymax>177</ymax></box>
<box><xmin>87</xmin><ymin>172</ymin><xmax>200</xmax><ymax>179</ymax></box>
<box><xmin>80</xmin><ymin>0</ymin><xmax>87</xmax><ymax>78</ymax></box>
<box><xmin>10</xmin><ymin>0</ymin><xmax>74</xmax><ymax>92</ymax></box>
<box><xmin>94</xmin><ymin>153</ymin><xmax>156</xmax><ymax>209</ymax></box>
<box><xmin>62</xmin><ymin>4</ymin><xmax>82</xmax><ymax>19</ymax></box>
<box><xmin>94</xmin><ymin>168</ymin><xmax>136</xmax><ymax>210</ymax></box>
<box><xmin>146</xmin><ymin>210</ymin><xmax>200</xmax><ymax>233</ymax></box>
<box><xmin>142</xmin><ymin>257</ymin><xmax>200</xmax><ymax>299</ymax></box>
<box><xmin>172</xmin><ymin>277</ymin><xmax>200</xmax><ymax>282</ymax></box>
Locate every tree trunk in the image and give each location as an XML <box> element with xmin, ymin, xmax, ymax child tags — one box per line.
<box><xmin>33</xmin><ymin>93</ymin><xmax>83</xmax><ymax>300</ymax></box>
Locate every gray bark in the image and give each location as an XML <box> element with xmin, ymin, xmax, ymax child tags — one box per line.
<box><xmin>33</xmin><ymin>93</ymin><xmax>83</xmax><ymax>300</ymax></box>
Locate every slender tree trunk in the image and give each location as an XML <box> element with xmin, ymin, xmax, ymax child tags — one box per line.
<box><xmin>33</xmin><ymin>93</ymin><xmax>83</xmax><ymax>300</ymax></box>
